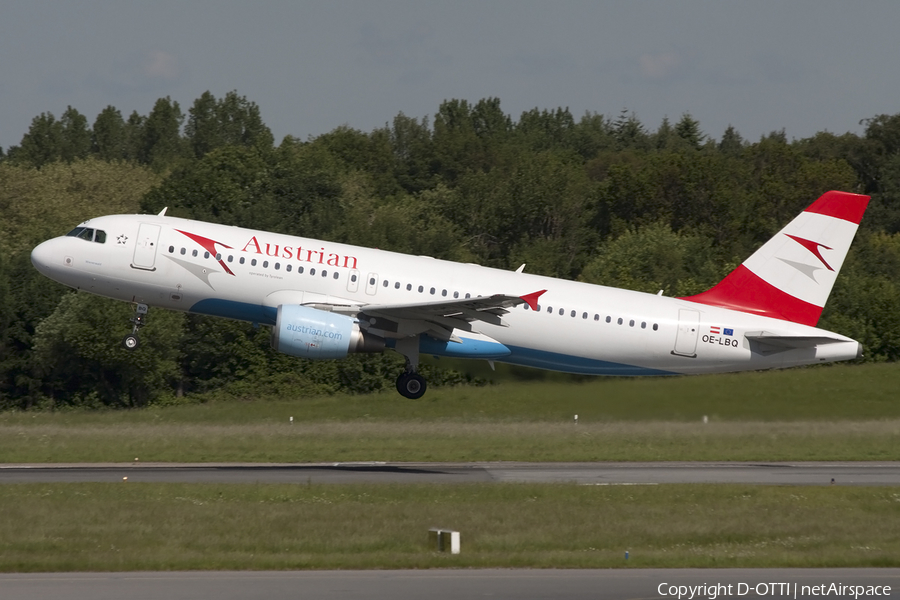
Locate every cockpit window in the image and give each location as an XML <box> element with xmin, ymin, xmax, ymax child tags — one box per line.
<box><xmin>66</xmin><ymin>227</ymin><xmax>106</xmax><ymax>243</ymax></box>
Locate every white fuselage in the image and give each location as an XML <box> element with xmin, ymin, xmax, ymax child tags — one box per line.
<box><xmin>31</xmin><ymin>214</ymin><xmax>861</xmax><ymax>376</ymax></box>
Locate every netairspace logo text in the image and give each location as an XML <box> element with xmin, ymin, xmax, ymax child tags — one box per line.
<box><xmin>657</xmin><ymin>582</ymin><xmax>891</xmax><ymax>600</ymax></box>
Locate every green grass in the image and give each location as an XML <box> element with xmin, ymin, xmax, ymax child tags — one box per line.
<box><xmin>2</xmin><ymin>363</ymin><xmax>899</xmax><ymax>462</ymax></box>
<box><xmin>1</xmin><ymin>482</ymin><xmax>898</xmax><ymax>571</ymax></box>
<box><xmin>8</xmin><ymin>362</ymin><xmax>900</xmax><ymax>424</ymax></box>
<box><xmin>1</xmin><ymin>420</ymin><xmax>899</xmax><ymax>463</ymax></box>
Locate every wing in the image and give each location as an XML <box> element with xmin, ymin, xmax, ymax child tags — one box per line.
<box><xmin>358</xmin><ymin>290</ymin><xmax>546</xmax><ymax>341</ymax></box>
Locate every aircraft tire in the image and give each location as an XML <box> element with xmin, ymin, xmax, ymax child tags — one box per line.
<box><xmin>122</xmin><ymin>334</ymin><xmax>140</xmax><ymax>350</ymax></box>
<box><xmin>396</xmin><ymin>372</ymin><xmax>427</xmax><ymax>399</ymax></box>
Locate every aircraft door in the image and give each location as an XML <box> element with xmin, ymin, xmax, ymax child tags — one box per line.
<box><xmin>365</xmin><ymin>272</ymin><xmax>378</xmax><ymax>295</ymax></box>
<box><xmin>347</xmin><ymin>269</ymin><xmax>360</xmax><ymax>293</ymax></box>
<box><xmin>132</xmin><ymin>223</ymin><xmax>161</xmax><ymax>270</ymax></box>
<box><xmin>672</xmin><ymin>309</ymin><xmax>700</xmax><ymax>358</ymax></box>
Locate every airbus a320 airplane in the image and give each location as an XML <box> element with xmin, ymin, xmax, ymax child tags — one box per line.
<box><xmin>31</xmin><ymin>190</ymin><xmax>868</xmax><ymax>398</ymax></box>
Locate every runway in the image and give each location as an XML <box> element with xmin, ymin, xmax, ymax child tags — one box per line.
<box><xmin>3</xmin><ymin>461</ymin><xmax>900</xmax><ymax>485</ymax></box>
<box><xmin>1</xmin><ymin>569</ymin><xmax>897</xmax><ymax>600</ymax></box>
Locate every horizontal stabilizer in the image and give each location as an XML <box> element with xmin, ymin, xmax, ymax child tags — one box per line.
<box><xmin>744</xmin><ymin>331</ymin><xmax>850</xmax><ymax>349</ymax></box>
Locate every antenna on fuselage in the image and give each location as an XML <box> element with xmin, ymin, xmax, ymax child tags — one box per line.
<box><xmin>158</xmin><ymin>207</ymin><xmax>168</xmax><ymax>216</ymax></box>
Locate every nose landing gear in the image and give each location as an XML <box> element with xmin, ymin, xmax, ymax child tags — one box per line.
<box><xmin>122</xmin><ymin>303</ymin><xmax>148</xmax><ymax>350</ymax></box>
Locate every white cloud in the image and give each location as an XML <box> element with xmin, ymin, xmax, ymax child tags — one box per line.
<box><xmin>639</xmin><ymin>52</ymin><xmax>682</xmax><ymax>80</ymax></box>
<box><xmin>144</xmin><ymin>51</ymin><xmax>180</xmax><ymax>80</ymax></box>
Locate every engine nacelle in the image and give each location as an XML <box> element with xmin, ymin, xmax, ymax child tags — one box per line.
<box><xmin>272</xmin><ymin>304</ymin><xmax>384</xmax><ymax>359</ymax></box>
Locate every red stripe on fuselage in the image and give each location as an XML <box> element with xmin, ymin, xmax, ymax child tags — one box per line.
<box><xmin>680</xmin><ymin>264</ymin><xmax>822</xmax><ymax>326</ymax></box>
<box><xmin>804</xmin><ymin>191</ymin><xmax>870</xmax><ymax>224</ymax></box>
<box><xmin>175</xmin><ymin>229</ymin><xmax>235</xmax><ymax>276</ymax></box>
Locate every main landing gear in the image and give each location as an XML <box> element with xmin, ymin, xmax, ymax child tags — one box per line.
<box><xmin>396</xmin><ymin>370</ymin><xmax>427</xmax><ymax>400</ymax></box>
<box><xmin>394</xmin><ymin>336</ymin><xmax>427</xmax><ymax>399</ymax></box>
<box><xmin>123</xmin><ymin>303</ymin><xmax>148</xmax><ymax>350</ymax></box>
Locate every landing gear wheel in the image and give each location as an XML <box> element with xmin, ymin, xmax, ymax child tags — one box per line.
<box><xmin>122</xmin><ymin>334</ymin><xmax>140</xmax><ymax>350</ymax></box>
<box><xmin>396</xmin><ymin>372</ymin><xmax>427</xmax><ymax>399</ymax></box>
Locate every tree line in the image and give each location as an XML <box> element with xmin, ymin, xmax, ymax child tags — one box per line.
<box><xmin>2</xmin><ymin>91</ymin><xmax>899</xmax><ymax>409</ymax></box>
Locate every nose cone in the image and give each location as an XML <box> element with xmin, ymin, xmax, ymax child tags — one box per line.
<box><xmin>31</xmin><ymin>240</ymin><xmax>55</xmax><ymax>273</ymax></box>
<box><xmin>31</xmin><ymin>238</ymin><xmax>68</xmax><ymax>281</ymax></box>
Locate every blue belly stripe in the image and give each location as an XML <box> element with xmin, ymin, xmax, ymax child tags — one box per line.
<box><xmin>187</xmin><ymin>299</ymin><xmax>675</xmax><ymax>376</ymax></box>
<box><xmin>501</xmin><ymin>345</ymin><xmax>675</xmax><ymax>376</ymax></box>
<box><xmin>190</xmin><ymin>298</ymin><xmax>277</xmax><ymax>325</ymax></box>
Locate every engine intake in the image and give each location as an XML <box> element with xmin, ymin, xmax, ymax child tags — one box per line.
<box><xmin>272</xmin><ymin>304</ymin><xmax>384</xmax><ymax>359</ymax></box>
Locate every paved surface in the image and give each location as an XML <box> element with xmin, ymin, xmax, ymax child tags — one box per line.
<box><xmin>2</xmin><ymin>461</ymin><xmax>900</xmax><ymax>485</ymax></box>
<box><xmin>0</xmin><ymin>569</ymin><xmax>897</xmax><ymax>600</ymax></box>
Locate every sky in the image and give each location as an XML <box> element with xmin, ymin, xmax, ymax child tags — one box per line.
<box><xmin>2</xmin><ymin>1</ymin><xmax>900</xmax><ymax>151</ymax></box>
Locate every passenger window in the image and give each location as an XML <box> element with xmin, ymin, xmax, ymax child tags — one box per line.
<box><xmin>617</xmin><ymin>318</ymin><xmax>623</xmax><ymax>325</ymax></box>
<box><xmin>263</xmin><ymin>261</ymin><xmax>269</xmax><ymax>268</ymax></box>
<box><xmin>559</xmin><ymin>308</ymin><xmax>564</xmax><ymax>316</ymax></box>
<box><xmin>251</xmin><ymin>259</ymin><xmax>257</xmax><ymax>266</ymax></box>
<box><xmin>641</xmin><ymin>322</ymin><xmax>647</xmax><ymax>329</ymax></box>
<box><xmin>94</xmin><ymin>230</ymin><xmax>106</xmax><ymax>243</ymax></box>
<box><xmin>333</xmin><ymin>272</ymin><xmax>339</xmax><ymax>280</ymax></box>
<box><xmin>298</xmin><ymin>266</ymin><xmax>304</xmax><ymax>274</ymax></box>
<box><xmin>418</xmin><ymin>285</ymin><xmax>424</xmax><ymax>293</ymax></box>
<box><xmin>653</xmin><ymin>323</ymin><xmax>659</xmax><ymax>331</ymax></box>
<box><xmin>193</xmin><ymin>250</ymin><xmax>198</xmax><ymax>257</ymax></box>
<box><xmin>571</xmin><ymin>310</ymin><xmax>576</xmax><ymax>318</ymax></box>
<box><xmin>322</xmin><ymin>270</ymin><xmax>328</xmax><ymax>277</ymax></box>
<box><xmin>310</xmin><ymin>268</ymin><xmax>316</xmax><ymax>275</ymax></box>
<box><xmin>407</xmin><ymin>284</ymin><xmax>412</xmax><ymax>291</ymax></box>
<box><xmin>454</xmin><ymin>291</ymin><xmax>459</xmax><ymax>298</ymax></box>
<box><xmin>442</xmin><ymin>290</ymin><xmax>448</xmax><ymax>297</ymax></box>
<box><xmin>395</xmin><ymin>282</ymin><xmax>400</xmax><ymax>289</ymax></box>
<box><xmin>629</xmin><ymin>319</ymin><xmax>635</xmax><ymax>327</ymax></box>
<box><xmin>239</xmin><ymin>257</ymin><xmax>245</xmax><ymax>264</ymax></box>
<box><xmin>204</xmin><ymin>252</ymin><xmax>210</xmax><ymax>259</ymax></box>
<box><xmin>216</xmin><ymin>253</ymin><xmax>221</xmax><ymax>261</ymax></box>
<box><xmin>351</xmin><ymin>274</ymin><xmax>357</xmax><ymax>282</ymax></box>
<box><xmin>606</xmin><ymin>316</ymin><xmax>611</xmax><ymax>323</ymax></box>
<box><xmin>547</xmin><ymin>306</ymin><xmax>553</xmax><ymax>313</ymax></box>
<box><xmin>430</xmin><ymin>287</ymin><xmax>435</xmax><ymax>295</ymax></box>
<box><xmin>274</xmin><ymin>263</ymin><xmax>280</xmax><ymax>270</ymax></box>
<box><xmin>227</xmin><ymin>255</ymin><xmax>233</xmax><ymax>262</ymax></box>
<box><xmin>594</xmin><ymin>314</ymin><xmax>599</xmax><ymax>321</ymax></box>
<box><xmin>168</xmin><ymin>246</ymin><xmax>175</xmax><ymax>253</ymax></box>
<box><xmin>583</xmin><ymin>312</ymin><xmax>588</xmax><ymax>319</ymax></box>
<box><xmin>286</xmin><ymin>264</ymin><xmax>292</xmax><ymax>272</ymax></box>
<box><xmin>369</xmin><ymin>277</ymin><xmax>375</xmax><ymax>285</ymax></box>
<box><xmin>180</xmin><ymin>248</ymin><xmax>186</xmax><ymax>255</ymax></box>
<box><xmin>383</xmin><ymin>280</ymin><xmax>388</xmax><ymax>287</ymax></box>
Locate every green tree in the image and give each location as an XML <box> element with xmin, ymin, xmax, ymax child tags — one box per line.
<box><xmin>185</xmin><ymin>90</ymin><xmax>274</xmax><ymax>159</ymax></box>
<box><xmin>580</xmin><ymin>222</ymin><xmax>724</xmax><ymax>296</ymax></box>
<box><xmin>58</xmin><ymin>106</ymin><xmax>91</xmax><ymax>162</ymax></box>
<box><xmin>92</xmin><ymin>106</ymin><xmax>127</xmax><ymax>161</ymax></box>
<box><xmin>13</xmin><ymin>112</ymin><xmax>63</xmax><ymax>167</ymax></box>
<box><xmin>32</xmin><ymin>293</ymin><xmax>185</xmax><ymax>407</ymax></box>
<box><xmin>674</xmin><ymin>112</ymin><xmax>705</xmax><ymax>150</ymax></box>
<box><xmin>138</xmin><ymin>97</ymin><xmax>186</xmax><ymax>169</ymax></box>
<box><xmin>718</xmin><ymin>125</ymin><xmax>744</xmax><ymax>156</ymax></box>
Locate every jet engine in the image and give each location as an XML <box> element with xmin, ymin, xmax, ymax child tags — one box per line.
<box><xmin>272</xmin><ymin>304</ymin><xmax>384</xmax><ymax>359</ymax></box>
